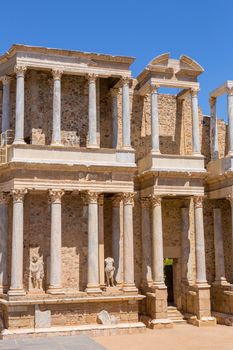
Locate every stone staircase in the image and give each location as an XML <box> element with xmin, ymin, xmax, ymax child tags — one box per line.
<box><xmin>167</xmin><ymin>306</ymin><xmax>186</xmax><ymax>324</ymax></box>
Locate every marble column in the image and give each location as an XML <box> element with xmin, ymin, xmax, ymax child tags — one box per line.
<box><xmin>194</xmin><ymin>196</ymin><xmax>207</xmax><ymax>284</ymax></box>
<box><xmin>86</xmin><ymin>191</ymin><xmax>101</xmax><ymax>293</ymax></box>
<box><xmin>181</xmin><ymin>206</ymin><xmax>193</xmax><ymax>283</ymax></box>
<box><xmin>150</xmin><ymin>84</ymin><xmax>160</xmax><ymax>153</ymax></box>
<box><xmin>98</xmin><ymin>194</ymin><xmax>105</xmax><ymax>288</ymax></box>
<box><xmin>48</xmin><ymin>189</ymin><xmax>64</xmax><ymax>293</ymax></box>
<box><xmin>122</xmin><ymin>193</ymin><xmax>137</xmax><ymax>292</ymax></box>
<box><xmin>227</xmin><ymin>87</ymin><xmax>233</xmax><ymax>154</ymax></box>
<box><xmin>213</xmin><ymin>208</ymin><xmax>227</xmax><ymax>284</ymax></box>
<box><xmin>210</xmin><ymin>97</ymin><xmax>218</xmax><ymax>160</ymax></box>
<box><xmin>111</xmin><ymin>88</ymin><xmax>119</xmax><ymax>148</ymax></box>
<box><xmin>121</xmin><ymin>77</ymin><xmax>131</xmax><ymax>149</ymax></box>
<box><xmin>0</xmin><ymin>193</ymin><xmax>9</xmax><ymax>293</ymax></box>
<box><xmin>191</xmin><ymin>88</ymin><xmax>201</xmax><ymax>154</ymax></box>
<box><xmin>51</xmin><ymin>69</ymin><xmax>63</xmax><ymax>145</ymax></box>
<box><xmin>227</xmin><ymin>195</ymin><xmax>233</xmax><ymax>274</ymax></box>
<box><xmin>8</xmin><ymin>189</ymin><xmax>27</xmax><ymax>295</ymax></box>
<box><xmin>112</xmin><ymin>194</ymin><xmax>123</xmax><ymax>286</ymax></box>
<box><xmin>87</xmin><ymin>74</ymin><xmax>98</xmax><ymax>148</ymax></box>
<box><xmin>151</xmin><ymin>195</ymin><xmax>165</xmax><ymax>287</ymax></box>
<box><xmin>141</xmin><ymin>197</ymin><xmax>153</xmax><ymax>287</ymax></box>
<box><xmin>1</xmin><ymin>76</ymin><xmax>11</xmax><ymax>142</ymax></box>
<box><xmin>13</xmin><ymin>66</ymin><xmax>27</xmax><ymax>144</ymax></box>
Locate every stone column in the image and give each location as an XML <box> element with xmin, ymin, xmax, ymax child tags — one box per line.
<box><xmin>151</xmin><ymin>195</ymin><xmax>165</xmax><ymax>287</ymax></box>
<box><xmin>191</xmin><ymin>88</ymin><xmax>201</xmax><ymax>154</ymax></box>
<box><xmin>8</xmin><ymin>189</ymin><xmax>27</xmax><ymax>295</ymax></box>
<box><xmin>227</xmin><ymin>87</ymin><xmax>233</xmax><ymax>154</ymax></box>
<box><xmin>112</xmin><ymin>194</ymin><xmax>123</xmax><ymax>286</ymax></box>
<box><xmin>48</xmin><ymin>189</ymin><xmax>64</xmax><ymax>294</ymax></box>
<box><xmin>213</xmin><ymin>208</ymin><xmax>227</xmax><ymax>284</ymax></box>
<box><xmin>111</xmin><ymin>88</ymin><xmax>119</xmax><ymax>148</ymax></box>
<box><xmin>86</xmin><ymin>192</ymin><xmax>101</xmax><ymax>293</ymax></box>
<box><xmin>210</xmin><ymin>97</ymin><xmax>218</xmax><ymax>160</ymax></box>
<box><xmin>121</xmin><ymin>77</ymin><xmax>131</xmax><ymax>149</ymax></box>
<box><xmin>122</xmin><ymin>193</ymin><xmax>137</xmax><ymax>292</ymax></box>
<box><xmin>87</xmin><ymin>74</ymin><xmax>98</xmax><ymax>148</ymax></box>
<box><xmin>181</xmin><ymin>206</ymin><xmax>193</xmax><ymax>283</ymax></box>
<box><xmin>0</xmin><ymin>193</ymin><xmax>9</xmax><ymax>293</ymax></box>
<box><xmin>194</xmin><ymin>196</ymin><xmax>207</xmax><ymax>284</ymax></box>
<box><xmin>51</xmin><ymin>69</ymin><xmax>63</xmax><ymax>145</ymax></box>
<box><xmin>13</xmin><ymin>66</ymin><xmax>27</xmax><ymax>144</ymax></box>
<box><xmin>0</xmin><ymin>76</ymin><xmax>11</xmax><ymax>141</ymax></box>
<box><xmin>141</xmin><ymin>197</ymin><xmax>152</xmax><ymax>287</ymax></box>
<box><xmin>150</xmin><ymin>84</ymin><xmax>160</xmax><ymax>153</ymax></box>
<box><xmin>98</xmin><ymin>194</ymin><xmax>105</xmax><ymax>288</ymax></box>
<box><xmin>227</xmin><ymin>196</ymin><xmax>233</xmax><ymax>276</ymax></box>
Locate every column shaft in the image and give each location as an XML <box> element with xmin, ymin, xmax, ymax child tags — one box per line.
<box><xmin>181</xmin><ymin>206</ymin><xmax>193</xmax><ymax>283</ymax></box>
<box><xmin>122</xmin><ymin>78</ymin><xmax>131</xmax><ymax>148</ymax></box>
<box><xmin>210</xmin><ymin>97</ymin><xmax>218</xmax><ymax>160</ymax></box>
<box><xmin>112</xmin><ymin>194</ymin><xmax>123</xmax><ymax>286</ymax></box>
<box><xmin>213</xmin><ymin>208</ymin><xmax>226</xmax><ymax>283</ymax></box>
<box><xmin>14</xmin><ymin>66</ymin><xmax>26</xmax><ymax>144</ymax></box>
<box><xmin>0</xmin><ymin>193</ymin><xmax>9</xmax><ymax>292</ymax></box>
<box><xmin>227</xmin><ymin>88</ymin><xmax>233</xmax><ymax>154</ymax></box>
<box><xmin>141</xmin><ymin>198</ymin><xmax>152</xmax><ymax>287</ymax></box>
<box><xmin>122</xmin><ymin>193</ymin><xmax>137</xmax><ymax>292</ymax></box>
<box><xmin>51</xmin><ymin>70</ymin><xmax>63</xmax><ymax>145</ymax></box>
<box><xmin>1</xmin><ymin>76</ymin><xmax>11</xmax><ymax>139</ymax></box>
<box><xmin>191</xmin><ymin>88</ymin><xmax>200</xmax><ymax>154</ymax></box>
<box><xmin>111</xmin><ymin>89</ymin><xmax>119</xmax><ymax>148</ymax></box>
<box><xmin>150</xmin><ymin>84</ymin><xmax>160</xmax><ymax>152</ymax></box>
<box><xmin>98</xmin><ymin>195</ymin><xmax>105</xmax><ymax>288</ymax></box>
<box><xmin>194</xmin><ymin>197</ymin><xmax>207</xmax><ymax>284</ymax></box>
<box><xmin>48</xmin><ymin>190</ymin><xmax>64</xmax><ymax>293</ymax></box>
<box><xmin>9</xmin><ymin>189</ymin><xmax>27</xmax><ymax>295</ymax></box>
<box><xmin>88</xmin><ymin>74</ymin><xmax>98</xmax><ymax>147</ymax></box>
<box><xmin>151</xmin><ymin>195</ymin><xmax>164</xmax><ymax>286</ymax></box>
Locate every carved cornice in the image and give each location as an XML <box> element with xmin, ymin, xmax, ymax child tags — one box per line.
<box><xmin>14</xmin><ymin>65</ymin><xmax>27</xmax><ymax>77</ymax></box>
<box><xmin>112</xmin><ymin>193</ymin><xmax>122</xmax><ymax>207</ymax></box>
<box><xmin>52</xmin><ymin>69</ymin><xmax>63</xmax><ymax>80</ymax></box>
<box><xmin>0</xmin><ymin>75</ymin><xmax>12</xmax><ymax>85</ymax></box>
<box><xmin>98</xmin><ymin>194</ymin><xmax>104</xmax><ymax>206</ymax></box>
<box><xmin>49</xmin><ymin>189</ymin><xmax>65</xmax><ymax>203</ymax></box>
<box><xmin>122</xmin><ymin>192</ymin><xmax>135</xmax><ymax>205</ymax></box>
<box><xmin>0</xmin><ymin>192</ymin><xmax>10</xmax><ymax>205</ymax></box>
<box><xmin>11</xmin><ymin>189</ymin><xmax>28</xmax><ymax>203</ymax></box>
<box><xmin>150</xmin><ymin>83</ymin><xmax>160</xmax><ymax>94</ymax></box>
<box><xmin>87</xmin><ymin>73</ymin><xmax>97</xmax><ymax>83</ymax></box>
<box><xmin>150</xmin><ymin>195</ymin><xmax>162</xmax><ymax>207</ymax></box>
<box><xmin>190</xmin><ymin>87</ymin><xmax>200</xmax><ymax>97</ymax></box>
<box><xmin>226</xmin><ymin>87</ymin><xmax>233</xmax><ymax>96</ymax></box>
<box><xmin>193</xmin><ymin>195</ymin><xmax>204</xmax><ymax>208</ymax></box>
<box><xmin>140</xmin><ymin>197</ymin><xmax>151</xmax><ymax>208</ymax></box>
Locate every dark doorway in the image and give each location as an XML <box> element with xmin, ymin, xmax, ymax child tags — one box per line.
<box><xmin>164</xmin><ymin>259</ymin><xmax>174</xmax><ymax>304</ymax></box>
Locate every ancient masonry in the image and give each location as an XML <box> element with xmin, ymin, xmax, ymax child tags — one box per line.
<box><xmin>0</xmin><ymin>44</ymin><xmax>232</xmax><ymax>338</ymax></box>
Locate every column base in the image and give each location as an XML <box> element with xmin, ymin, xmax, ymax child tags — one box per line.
<box><xmin>191</xmin><ymin>151</ymin><xmax>202</xmax><ymax>156</ymax></box>
<box><xmin>85</xmin><ymin>285</ymin><xmax>102</xmax><ymax>294</ymax></box>
<box><xmin>121</xmin><ymin>145</ymin><xmax>134</xmax><ymax>151</ymax></box>
<box><xmin>122</xmin><ymin>283</ymin><xmax>138</xmax><ymax>293</ymax></box>
<box><xmin>13</xmin><ymin>139</ymin><xmax>26</xmax><ymax>145</ymax></box>
<box><xmin>47</xmin><ymin>287</ymin><xmax>65</xmax><ymax>295</ymax></box>
<box><xmin>213</xmin><ymin>279</ymin><xmax>230</xmax><ymax>286</ymax></box>
<box><xmin>86</xmin><ymin>143</ymin><xmax>100</xmax><ymax>149</ymax></box>
<box><xmin>50</xmin><ymin>142</ymin><xmax>63</xmax><ymax>147</ymax></box>
<box><xmin>8</xmin><ymin>288</ymin><xmax>26</xmax><ymax>296</ymax></box>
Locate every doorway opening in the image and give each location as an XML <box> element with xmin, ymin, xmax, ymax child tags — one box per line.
<box><xmin>164</xmin><ymin>258</ymin><xmax>174</xmax><ymax>305</ymax></box>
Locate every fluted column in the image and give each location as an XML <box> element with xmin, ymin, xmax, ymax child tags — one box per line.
<box><xmin>87</xmin><ymin>74</ymin><xmax>98</xmax><ymax>148</ymax></box>
<box><xmin>141</xmin><ymin>197</ymin><xmax>153</xmax><ymax>287</ymax></box>
<box><xmin>227</xmin><ymin>87</ymin><xmax>233</xmax><ymax>154</ymax></box>
<box><xmin>8</xmin><ymin>189</ymin><xmax>27</xmax><ymax>295</ymax></box>
<box><xmin>150</xmin><ymin>84</ymin><xmax>160</xmax><ymax>153</ymax></box>
<box><xmin>0</xmin><ymin>193</ymin><xmax>10</xmax><ymax>293</ymax></box>
<box><xmin>51</xmin><ymin>69</ymin><xmax>63</xmax><ymax>145</ymax></box>
<box><xmin>121</xmin><ymin>77</ymin><xmax>131</xmax><ymax>149</ymax></box>
<box><xmin>151</xmin><ymin>195</ymin><xmax>165</xmax><ymax>287</ymax></box>
<box><xmin>191</xmin><ymin>88</ymin><xmax>201</xmax><ymax>154</ymax></box>
<box><xmin>181</xmin><ymin>206</ymin><xmax>193</xmax><ymax>283</ymax></box>
<box><xmin>213</xmin><ymin>208</ymin><xmax>227</xmax><ymax>284</ymax></box>
<box><xmin>98</xmin><ymin>194</ymin><xmax>105</xmax><ymax>288</ymax></box>
<box><xmin>85</xmin><ymin>191</ymin><xmax>101</xmax><ymax>293</ymax></box>
<box><xmin>0</xmin><ymin>76</ymin><xmax>11</xmax><ymax>142</ymax></box>
<box><xmin>14</xmin><ymin>66</ymin><xmax>27</xmax><ymax>144</ymax></box>
<box><xmin>48</xmin><ymin>189</ymin><xmax>64</xmax><ymax>294</ymax></box>
<box><xmin>194</xmin><ymin>196</ymin><xmax>207</xmax><ymax>284</ymax></box>
<box><xmin>122</xmin><ymin>193</ymin><xmax>137</xmax><ymax>292</ymax></box>
<box><xmin>210</xmin><ymin>97</ymin><xmax>218</xmax><ymax>160</ymax></box>
<box><xmin>111</xmin><ymin>88</ymin><xmax>119</xmax><ymax>148</ymax></box>
<box><xmin>112</xmin><ymin>194</ymin><xmax>123</xmax><ymax>286</ymax></box>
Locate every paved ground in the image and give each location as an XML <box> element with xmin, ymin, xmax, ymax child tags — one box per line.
<box><xmin>95</xmin><ymin>324</ymin><xmax>233</xmax><ymax>350</ymax></box>
<box><xmin>0</xmin><ymin>335</ymin><xmax>106</xmax><ymax>350</ymax></box>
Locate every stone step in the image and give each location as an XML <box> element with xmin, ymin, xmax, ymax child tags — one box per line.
<box><xmin>167</xmin><ymin>306</ymin><xmax>186</xmax><ymax>323</ymax></box>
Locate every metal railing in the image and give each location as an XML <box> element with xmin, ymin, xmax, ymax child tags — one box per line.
<box><xmin>0</xmin><ymin>130</ymin><xmax>14</xmax><ymax>164</ymax></box>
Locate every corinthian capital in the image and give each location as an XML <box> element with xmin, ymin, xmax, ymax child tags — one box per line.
<box><xmin>150</xmin><ymin>195</ymin><xmax>162</xmax><ymax>207</ymax></box>
<box><xmin>110</xmin><ymin>88</ymin><xmax>119</xmax><ymax>97</ymax></box>
<box><xmin>49</xmin><ymin>189</ymin><xmax>65</xmax><ymax>203</ymax></box>
<box><xmin>0</xmin><ymin>192</ymin><xmax>10</xmax><ymax>204</ymax></box>
<box><xmin>226</xmin><ymin>87</ymin><xmax>233</xmax><ymax>96</ymax></box>
<box><xmin>83</xmin><ymin>191</ymin><xmax>99</xmax><ymax>204</ymax></box>
<box><xmin>193</xmin><ymin>196</ymin><xmax>204</xmax><ymax>209</ymax></box>
<box><xmin>87</xmin><ymin>73</ymin><xmax>97</xmax><ymax>83</ymax></box>
<box><xmin>140</xmin><ymin>197</ymin><xmax>151</xmax><ymax>208</ymax></box>
<box><xmin>209</xmin><ymin>96</ymin><xmax>216</xmax><ymax>107</ymax></box>
<box><xmin>112</xmin><ymin>193</ymin><xmax>122</xmax><ymax>207</ymax></box>
<box><xmin>227</xmin><ymin>195</ymin><xmax>233</xmax><ymax>206</ymax></box>
<box><xmin>0</xmin><ymin>75</ymin><xmax>12</xmax><ymax>85</ymax></box>
<box><xmin>52</xmin><ymin>69</ymin><xmax>63</xmax><ymax>80</ymax></box>
<box><xmin>122</xmin><ymin>192</ymin><xmax>135</xmax><ymax>205</ymax></box>
<box><xmin>150</xmin><ymin>83</ymin><xmax>160</xmax><ymax>94</ymax></box>
<box><xmin>121</xmin><ymin>76</ymin><xmax>131</xmax><ymax>86</ymax></box>
<box><xmin>14</xmin><ymin>65</ymin><xmax>27</xmax><ymax>77</ymax></box>
<box><xmin>11</xmin><ymin>189</ymin><xmax>28</xmax><ymax>203</ymax></box>
<box><xmin>190</xmin><ymin>87</ymin><xmax>200</xmax><ymax>97</ymax></box>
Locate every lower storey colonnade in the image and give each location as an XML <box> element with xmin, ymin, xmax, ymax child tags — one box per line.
<box><xmin>0</xmin><ymin>189</ymin><xmax>138</xmax><ymax>296</ymax></box>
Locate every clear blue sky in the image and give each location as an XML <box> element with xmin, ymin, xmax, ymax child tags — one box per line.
<box><xmin>1</xmin><ymin>0</ymin><xmax>232</xmax><ymax>119</ymax></box>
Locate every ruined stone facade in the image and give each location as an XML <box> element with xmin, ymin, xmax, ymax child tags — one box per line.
<box><xmin>0</xmin><ymin>44</ymin><xmax>232</xmax><ymax>338</ymax></box>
